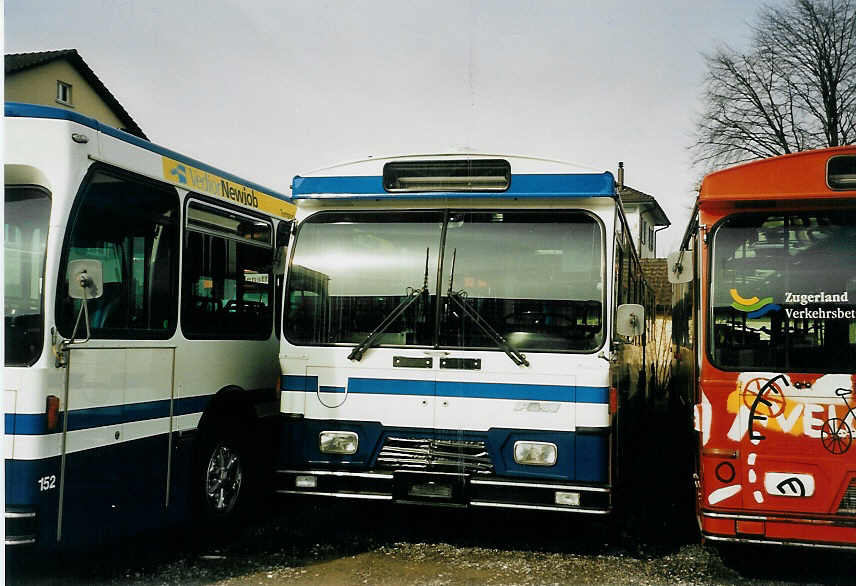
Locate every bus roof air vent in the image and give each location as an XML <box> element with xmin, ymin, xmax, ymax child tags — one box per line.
<box><xmin>382</xmin><ymin>159</ymin><xmax>511</xmax><ymax>193</ymax></box>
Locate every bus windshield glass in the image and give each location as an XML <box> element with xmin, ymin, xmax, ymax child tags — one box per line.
<box><xmin>440</xmin><ymin>211</ymin><xmax>603</xmax><ymax>351</ymax></box>
<box><xmin>711</xmin><ymin>212</ymin><xmax>856</xmax><ymax>372</ymax></box>
<box><xmin>5</xmin><ymin>186</ymin><xmax>51</xmax><ymax>366</ymax></box>
<box><xmin>285</xmin><ymin>210</ymin><xmax>604</xmax><ymax>352</ymax></box>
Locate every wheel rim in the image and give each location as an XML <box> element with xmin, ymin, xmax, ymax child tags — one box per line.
<box><xmin>821</xmin><ymin>418</ymin><xmax>852</xmax><ymax>455</ymax></box>
<box><xmin>205</xmin><ymin>443</ymin><xmax>243</xmax><ymax>513</ymax></box>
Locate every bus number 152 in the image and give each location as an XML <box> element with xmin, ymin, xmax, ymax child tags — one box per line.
<box><xmin>38</xmin><ymin>475</ymin><xmax>57</xmax><ymax>492</ymax></box>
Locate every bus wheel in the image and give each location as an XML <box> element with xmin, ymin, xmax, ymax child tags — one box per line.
<box><xmin>196</xmin><ymin>420</ymin><xmax>253</xmax><ymax>523</ymax></box>
<box><xmin>714</xmin><ymin>543</ymin><xmax>765</xmax><ymax>577</ymax></box>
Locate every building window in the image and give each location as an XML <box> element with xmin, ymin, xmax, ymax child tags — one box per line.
<box><xmin>640</xmin><ymin>220</ymin><xmax>646</xmax><ymax>245</ymax></box>
<box><xmin>56</xmin><ymin>81</ymin><xmax>72</xmax><ymax>106</ymax></box>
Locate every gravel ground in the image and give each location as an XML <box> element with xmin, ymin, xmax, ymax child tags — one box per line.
<box><xmin>8</xmin><ymin>498</ymin><xmax>856</xmax><ymax>586</ymax></box>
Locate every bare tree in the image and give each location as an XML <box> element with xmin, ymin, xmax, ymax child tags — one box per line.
<box><xmin>692</xmin><ymin>0</ymin><xmax>856</xmax><ymax>170</ymax></box>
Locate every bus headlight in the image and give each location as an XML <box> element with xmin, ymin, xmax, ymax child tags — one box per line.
<box><xmin>319</xmin><ymin>431</ymin><xmax>358</xmax><ymax>455</ymax></box>
<box><xmin>513</xmin><ymin>441</ymin><xmax>557</xmax><ymax>466</ymax></box>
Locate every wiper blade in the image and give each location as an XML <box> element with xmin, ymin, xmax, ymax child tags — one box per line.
<box><xmin>348</xmin><ymin>248</ymin><xmax>430</xmax><ymax>362</ymax></box>
<box><xmin>447</xmin><ymin>291</ymin><xmax>529</xmax><ymax>367</ymax></box>
<box><xmin>445</xmin><ymin>249</ymin><xmax>529</xmax><ymax>367</ymax></box>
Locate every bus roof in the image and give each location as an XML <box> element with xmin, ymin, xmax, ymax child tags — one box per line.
<box><xmin>5</xmin><ymin>102</ymin><xmax>293</xmax><ymax>205</ymax></box>
<box><xmin>699</xmin><ymin>145</ymin><xmax>856</xmax><ymax>203</ymax></box>
<box><xmin>291</xmin><ymin>154</ymin><xmax>616</xmax><ymax>199</ymax></box>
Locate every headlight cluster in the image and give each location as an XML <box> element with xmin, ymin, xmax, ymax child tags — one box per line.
<box><xmin>513</xmin><ymin>441</ymin><xmax>557</xmax><ymax>466</ymax></box>
<box><xmin>319</xmin><ymin>431</ymin><xmax>358</xmax><ymax>454</ymax></box>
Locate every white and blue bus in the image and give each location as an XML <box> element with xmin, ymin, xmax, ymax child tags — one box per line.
<box><xmin>275</xmin><ymin>155</ymin><xmax>653</xmax><ymax>515</ymax></box>
<box><xmin>4</xmin><ymin>103</ymin><xmax>295</xmax><ymax>548</ymax></box>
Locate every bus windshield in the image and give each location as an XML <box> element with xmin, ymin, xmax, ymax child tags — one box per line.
<box><xmin>711</xmin><ymin>212</ymin><xmax>856</xmax><ymax>372</ymax></box>
<box><xmin>285</xmin><ymin>210</ymin><xmax>604</xmax><ymax>352</ymax></box>
<box><xmin>5</xmin><ymin>187</ymin><xmax>51</xmax><ymax>366</ymax></box>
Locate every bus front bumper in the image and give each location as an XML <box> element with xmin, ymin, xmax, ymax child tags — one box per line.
<box><xmin>276</xmin><ymin>469</ymin><xmax>612</xmax><ymax>514</ymax></box>
<box><xmin>701</xmin><ymin>510</ymin><xmax>856</xmax><ymax>550</ymax></box>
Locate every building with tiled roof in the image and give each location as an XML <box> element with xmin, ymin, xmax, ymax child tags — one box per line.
<box><xmin>619</xmin><ymin>185</ymin><xmax>670</xmax><ymax>258</ymax></box>
<box><xmin>5</xmin><ymin>49</ymin><xmax>146</xmax><ymax>139</ymax></box>
<box><xmin>640</xmin><ymin>257</ymin><xmax>670</xmax><ymax>315</ymax></box>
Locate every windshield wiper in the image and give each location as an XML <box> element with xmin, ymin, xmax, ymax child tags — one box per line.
<box><xmin>445</xmin><ymin>249</ymin><xmax>529</xmax><ymax>367</ymax></box>
<box><xmin>348</xmin><ymin>248</ymin><xmax>430</xmax><ymax>362</ymax></box>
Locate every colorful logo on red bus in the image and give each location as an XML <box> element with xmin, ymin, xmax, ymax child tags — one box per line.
<box><xmin>730</xmin><ymin>288</ymin><xmax>781</xmax><ymax>318</ymax></box>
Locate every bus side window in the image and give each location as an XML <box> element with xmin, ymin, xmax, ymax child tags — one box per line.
<box><xmin>181</xmin><ymin>200</ymin><xmax>273</xmax><ymax>340</ymax></box>
<box><xmin>629</xmin><ymin>259</ymin><xmax>642</xmax><ymax>344</ymax></box>
<box><xmin>56</xmin><ymin>168</ymin><xmax>179</xmax><ymax>339</ymax></box>
<box><xmin>613</xmin><ymin>230</ymin><xmax>629</xmax><ymax>340</ymax></box>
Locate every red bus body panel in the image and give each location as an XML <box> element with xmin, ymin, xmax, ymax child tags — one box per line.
<box><xmin>689</xmin><ymin>146</ymin><xmax>856</xmax><ymax>549</ymax></box>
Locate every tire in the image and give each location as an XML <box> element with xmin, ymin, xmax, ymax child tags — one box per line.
<box><xmin>714</xmin><ymin>543</ymin><xmax>766</xmax><ymax>577</ymax></box>
<box><xmin>195</xmin><ymin>418</ymin><xmax>256</xmax><ymax>524</ymax></box>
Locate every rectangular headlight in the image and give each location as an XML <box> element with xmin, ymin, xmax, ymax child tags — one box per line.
<box><xmin>513</xmin><ymin>441</ymin><xmax>557</xmax><ymax>466</ymax></box>
<box><xmin>319</xmin><ymin>431</ymin><xmax>358</xmax><ymax>455</ymax></box>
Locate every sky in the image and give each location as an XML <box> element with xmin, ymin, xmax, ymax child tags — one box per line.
<box><xmin>5</xmin><ymin>0</ymin><xmax>765</xmax><ymax>253</ymax></box>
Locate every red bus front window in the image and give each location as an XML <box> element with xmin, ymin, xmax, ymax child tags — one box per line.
<box><xmin>710</xmin><ymin>212</ymin><xmax>856</xmax><ymax>372</ymax></box>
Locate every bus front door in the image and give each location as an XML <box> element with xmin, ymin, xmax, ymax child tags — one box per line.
<box><xmin>59</xmin><ymin>345</ymin><xmax>175</xmax><ymax>544</ymax></box>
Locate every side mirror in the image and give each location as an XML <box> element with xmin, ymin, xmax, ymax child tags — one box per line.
<box><xmin>64</xmin><ymin>259</ymin><xmax>103</xmax><ymax>346</ymax></box>
<box><xmin>276</xmin><ymin>221</ymin><xmax>292</xmax><ymax>249</ymax></box>
<box><xmin>68</xmin><ymin>259</ymin><xmax>103</xmax><ymax>300</ymax></box>
<box><xmin>616</xmin><ymin>303</ymin><xmax>644</xmax><ymax>337</ymax></box>
<box><xmin>273</xmin><ymin>221</ymin><xmax>292</xmax><ymax>275</ymax></box>
<box><xmin>667</xmin><ymin>250</ymin><xmax>693</xmax><ymax>284</ymax></box>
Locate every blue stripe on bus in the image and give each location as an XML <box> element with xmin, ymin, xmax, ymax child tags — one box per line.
<box><xmin>576</xmin><ymin>386</ymin><xmax>610</xmax><ymax>403</ymax></box>
<box><xmin>291</xmin><ymin>172</ymin><xmax>615</xmax><ymax>198</ymax></box>
<box><xmin>4</xmin><ymin>412</ymin><xmax>49</xmax><ymax>435</ymax></box>
<box><xmin>281</xmin><ymin>375</ymin><xmax>607</xmax><ymax>403</ymax></box>
<box><xmin>283</xmin><ymin>375</ymin><xmax>318</xmax><ymax>392</ymax></box>
<box><xmin>4</xmin><ymin>102</ymin><xmax>292</xmax><ymax>204</ymax></box>
<box><xmin>174</xmin><ymin>395</ymin><xmax>213</xmax><ymax>416</ymax></box>
<box><xmin>436</xmin><ymin>381</ymin><xmax>573</xmax><ymax>401</ymax></box>
<box><xmin>349</xmin><ymin>378</ymin><xmax>436</xmax><ymax>396</ymax></box>
<box><xmin>4</xmin><ymin>395</ymin><xmax>213</xmax><ymax>435</ymax></box>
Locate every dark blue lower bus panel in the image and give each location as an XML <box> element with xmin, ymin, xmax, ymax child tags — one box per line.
<box><xmin>276</xmin><ymin>418</ymin><xmax>611</xmax><ymax>513</ymax></box>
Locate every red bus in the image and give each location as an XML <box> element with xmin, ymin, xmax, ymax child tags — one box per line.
<box><xmin>670</xmin><ymin>146</ymin><xmax>856</xmax><ymax>549</ymax></box>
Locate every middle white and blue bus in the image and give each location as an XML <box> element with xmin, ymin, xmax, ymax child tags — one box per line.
<box><xmin>275</xmin><ymin>155</ymin><xmax>652</xmax><ymax>515</ymax></box>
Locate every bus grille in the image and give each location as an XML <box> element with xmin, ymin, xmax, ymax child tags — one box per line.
<box><xmin>376</xmin><ymin>437</ymin><xmax>494</xmax><ymax>474</ymax></box>
<box><xmin>838</xmin><ymin>479</ymin><xmax>856</xmax><ymax>514</ymax></box>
